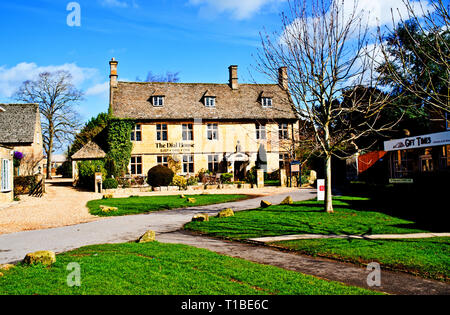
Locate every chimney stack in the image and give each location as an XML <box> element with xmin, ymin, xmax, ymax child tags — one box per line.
<box><xmin>278</xmin><ymin>67</ymin><xmax>288</xmax><ymax>90</ymax></box>
<box><xmin>109</xmin><ymin>58</ymin><xmax>118</xmax><ymax>88</ymax></box>
<box><xmin>229</xmin><ymin>65</ymin><xmax>238</xmax><ymax>90</ymax></box>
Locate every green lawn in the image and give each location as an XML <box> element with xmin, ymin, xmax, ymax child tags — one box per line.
<box><xmin>184</xmin><ymin>196</ymin><xmax>449</xmax><ymax>281</ymax></box>
<box><xmin>0</xmin><ymin>242</ymin><xmax>378</xmax><ymax>295</ymax></box>
<box><xmin>88</xmin><ymin>194</ymin><xmax>249</xmax><ymax>217</ymax></box>
<box><xmin>271</xmin><ymin>238</ymin><xmax>450</xmax><ymax>282</ymax></box>
<box><xmin>185</xmin><ymin>196</ymin><xmax>427</xmax><ymax>239</ymax></box>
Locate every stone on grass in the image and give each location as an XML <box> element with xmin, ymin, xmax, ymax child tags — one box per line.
<box><xmin>99</xmin><ymin>205</ymin><xmax>118</xmax><ymax>213</ymax></box>
<box><xmin>218</xmin><ymin>208</ymin><xmax>234</xmax><ymax>218</ymax></box>
<box><xmin>0</xmin><ymin>264</ymin><xmax>15</xmax><ymax>271</ymax></box>
<box><xmin>192</xmin><ymin>213</ymin><xmax>209</xmax><ymax>222</ymax></box>
<box><xmin>23</xmin><ymin>251</ymin><xmax>56</xmax><ymax>266</ymax></box>
<box><xmin>180</xmin><ymin>194</ymin><xmax>186</xmax><ymax>199</ymax></box>
<box><xmin>102</xmin><ymin>194</ymin><xmax>114</xmax><ymax>199</ymax></box>
<box><xmin>260</xmin><ymin>200</ymin><xmax>272</xmax><ymax>208</ymax></box>
<box><xmin>0</xmin><ymin>272</ymin><xmax>3</xmax><ymax>277</ymax></box>
<box><xmin>280</xmin><ymin>196</ymin><xmax>293</xmax><ymax>205</ymax></box>
<box><xmin>138</xmin><ymin>230</ymin><xmax>156</xmax><ymax>243</ymax></box>
<box><xmin>187</xmin><ymin>197</ymin><xmax>196</xmax><ymax>204</ymax></box>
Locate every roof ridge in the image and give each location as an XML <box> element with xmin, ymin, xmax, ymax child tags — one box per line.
<box><xmin>117</xmin><ymin>81</ymin><xmax>279</xmax><ymax>86</ymax></box>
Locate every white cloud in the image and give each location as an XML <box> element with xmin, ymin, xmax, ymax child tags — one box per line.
<box><xmin>0</xmin><ymin>62</ymin><xmax>98</xmax><ymax>98</ymax></box>
<box><xmin>281</xmin><ymin>0</ymin><xmax>434</xmax><ymax>46</ymax></box>
<box><xmin>100</xmin><ymin>0</ymin><xmax>139</xmax><ymax>9</ymax></box>
<box><xmin>189</xmin><ymin>0</ymin><xmax>286</xmax><ymax>20</ymax></box>
<box><xmin>340</xmin><ymin>0</ymin><xmax>435</xmax><ymax>28</ymax></box>
<box><xmin>85</xmin><ymin>81</ymin><xmax>109</xmax><ymax>97</ymax></box>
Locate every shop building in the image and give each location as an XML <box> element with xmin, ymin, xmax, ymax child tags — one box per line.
<box><xmin>384</xmin><ymin>130</ymin><xmax>450</xmax><ymax>179</ymax></box>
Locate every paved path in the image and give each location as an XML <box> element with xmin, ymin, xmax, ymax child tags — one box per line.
<box><xmin>158</xmin><ymin>231</ymin><xmax>450</xmax><ymax>295</ymax></box>
<box><xmin>249</xmin><ymin>232</ymin><xmax>450</xmax><ymax>243</ymax></box>
<box><xmin>0</xmin><ymin>189</ymin><xmax>315</xmax><ymax>264</ymax></box>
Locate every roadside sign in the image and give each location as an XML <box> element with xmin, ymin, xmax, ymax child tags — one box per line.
<box><xmin>317</xmin><ymin>179</ymin><xmax>325</xmax><ymax>201</ymax></box>
<box><xmin>389</xmin><ymin>178</ymin><xmax>414</xmax><ymax>184</ymax></box>
<box><xmin>290</xmin><ymin>164</ymin><xmax>300</xmax><ymax>172</ymax></box>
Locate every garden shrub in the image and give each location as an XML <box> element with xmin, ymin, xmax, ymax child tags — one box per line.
<box><xmin>118</xmin><ymin>178</ymin><xmax>131</xmax><ymax>188</ymax></box>
<box><xmin>220</xmin><ymin>173</ymin><xmax>233</xmax><ymax>184</ymax></box>
<box><xmin>171</xmin><ymin>175</ymin><xmax>187</xmax><ymax>190</ymax></box>
<box><xmin>77</xmin><ymin>160</ymin><xmax>107</xmax><ymax>189</ymax></box>
<box><xmin>103</xmin><ymin>178</ymin><xmax>119</xmax><ymax>189</ymax></box>
<box><xmin>14</xmin><ymin>175</ymin><xmax>37</xmax><ymax>195</ymax></box>
<box><xmin>245</xmin><ymin>167</ymin><xmax>257</xmax><ymax>184</ymax></box>
<box><xmin>187</xmin><ymin>176</ymin><xmax>198</xmax><ymax>186</ymax></box>
<box><xmin>147</xmin><ymin>165</ymin><xmax>174</xmax><ymax>187</ymax></box>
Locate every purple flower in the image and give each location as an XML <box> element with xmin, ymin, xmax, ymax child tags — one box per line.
<box><xmin>14</xmin><ymin>151</ymin><xmax>24</xmax><ymax>160</ymax></box>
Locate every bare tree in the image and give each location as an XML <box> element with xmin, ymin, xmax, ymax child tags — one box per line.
<box><xmin>14</xmin><ymin>71</ymin><xmax>83</xmax><ymax>179</ymax></box>
<box><xmin>378</xmin><ymin>0</ymin><xmax>449</xmax><ymax>120</ymax></box>
<box><xmin>256</xmin><ymin>0</ymin><xmax>399</xmax><ymax>213</ymax></box>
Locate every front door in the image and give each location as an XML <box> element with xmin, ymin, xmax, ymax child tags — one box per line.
<box><xmin>234</xmin><ymin>161</ymin><xmax>245</xmax><ymax>181</ymax></box>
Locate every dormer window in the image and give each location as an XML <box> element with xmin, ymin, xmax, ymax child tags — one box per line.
<box><xmin>262</xmin><ymin>97</ymin><xmax>273</xmax><ymax>108</ymax></box>
<box><xmin>205</xmin><ymin>97</ymin><xmax>216</xmax><ymax>107</ymax></box>
<box><xmin>152</xmin><ymin>96</ymin><xmax>164</xmax><ymax>107</ymax></box>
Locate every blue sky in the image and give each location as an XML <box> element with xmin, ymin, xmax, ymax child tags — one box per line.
<box><xmin>0</xmin><ymin>0</ymin><xmax>445</xmax><ymax>124</ymax></box>
<box><xmin>0</xmin><ymin>0</ymin><xmax>290</xmax><ymax>121</ymax></box>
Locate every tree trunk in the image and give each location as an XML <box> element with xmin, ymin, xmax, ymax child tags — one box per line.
<box><xmin>46</xmin><ymin>135</ymin><xmax>53</xmax><ymax>180</ymax></box>
<box><xmin>324</xmin><ymin>154</ymin><xmax>333</xmax><ymax>213</ymax></box>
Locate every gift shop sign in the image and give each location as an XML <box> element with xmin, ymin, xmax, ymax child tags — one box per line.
<box><xmin>384</xmin><ymin>131</ymin><xmax>450</xmax><ymax>152</ymax></box>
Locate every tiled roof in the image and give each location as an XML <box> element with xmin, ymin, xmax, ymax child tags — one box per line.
<box><xmin>71</xmin><ymin>141</ymin><xmax>107</xmax><ymax>160</ymax></box>
<box><xmin>111</xmin><ymin>82</ymin><xmax>298</xmax><ymax>121</ymax></box>
<box><xmin>0</xmin><ymin>104</ymin><xmax>39</xmax><ymax>144</ymax></box>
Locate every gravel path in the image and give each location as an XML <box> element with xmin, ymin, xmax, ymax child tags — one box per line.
<box><xmin>0</xmin><ymin>179</ymin><xmax>101</xmax><ymax>235</ymax></box>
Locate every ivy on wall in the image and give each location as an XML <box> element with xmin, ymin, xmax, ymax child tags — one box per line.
<box><xmin>105</xmin><ymin>118</ymin><xmax>134</xmax><ymax>178</ymax></box>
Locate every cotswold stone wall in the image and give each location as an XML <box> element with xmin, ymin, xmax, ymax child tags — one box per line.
<box><xmin>130</xmin><ymin>121</ymin><xmax>294</xmax><ymax>176</ymax></box>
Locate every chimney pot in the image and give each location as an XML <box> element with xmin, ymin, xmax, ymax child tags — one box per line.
<box><xmin>278</xmin><ymin>67</ymin><xmax>288</xmax><ymax>90</ymax></box>
<box><xmin>229</xmin><ymin>65</ymin><xmax>238</xmax><ymax>90</ymax></box>
<box><xmin>109</xmin><ymin>58</ymin><xmax>118</xmax><ymax>88</ymax></box>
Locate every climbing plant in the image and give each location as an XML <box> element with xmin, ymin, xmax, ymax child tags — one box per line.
<box><xmin>105</xmin><ymin>118</ymin><xmax>134</xmax><ymax>178</ymax></box>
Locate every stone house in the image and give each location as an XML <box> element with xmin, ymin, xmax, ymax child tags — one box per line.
<box><xmin>0</xmin><ymin>144</ymin><xmax>14</xmax><ymax>203</ymax></box>
<box><xmin>108</xmin><ymin>59</ymin><xmax>299</xmax><ymax>181</ymax></box>
<box><xmin>0</xmin><ymin>104</ymin><xmax>44</xmax><ymax>176</ymax></box>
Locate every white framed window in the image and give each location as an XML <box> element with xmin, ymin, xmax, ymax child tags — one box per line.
<box><xmin>262</xmin><ymin>97</ymin><xmax>273</xmax><ymax>108</ymax></box>
<box><xmin>182</xmin><ymin>124</ymin><xmax>194</xmax><ymax>141</ymax></box>
<box><xmin>279</xmin><ymin>123</ymin><xmax>289</xmax><ymax>140</ymax></box>
<box><xmin>183</xmin><ymin>155</ymin><xmax>194</xmax><ymax>174</ymax></box>
<box><xmin>207</xmin><ymin>123</ymin><xmax>219</xmax><ymax>141</ymax></box>
<box><xmin>131</xmin><ymin>124</ymin><xmax>142</xmax><ymax>142</ymax></box>
<box><xmin>152</xmin><ymin>96</ymin><xmax>164</xmax><ymax>107</ymax></box>
<box><xmin>256</xmin><ymin>123</ymin><xmax>266</xmax><ymax>140</ymax></box>
<box><xmin>208</xmin><ymin>155</ymin><xmax>220</xmax><ymax>173</ymax></box>
<box><xmin>205</xmin><ymin>97</ymin><xmax>216</xmax><ymax>107</ymax></box>
<box><xmin>1</xmin><ymin>159</ymin><xmax>12</xmax><ymax>192</ymax></box>
<box><xmin>157</xmin><ymin>156</ymin><xmax>169</xmax><ymax>167</ymax></box>
<box><xmin>130</xmin><ymin>156</ymin><xmax>143</xmax><ymax>175</ymax></box>
<box><xmin>156</xmin><ymin>124</ymin><xmax>168</xmax><ymax>141</ymax></box>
